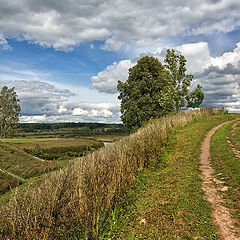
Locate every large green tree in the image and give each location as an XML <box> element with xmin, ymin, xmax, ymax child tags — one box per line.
<box><xmin>117</xmin><ymin>56</ymin><xmax>174</xmax><ymax>130</ymax></box>
<box><xmin>118</xmin><ymin>50</ymin><xmax>205</xmax><ymax>131</ymax></box>
<box><xmin>164</xmin><ymin>49</ymin><xmax>204</xmax><ymax>110</ymax></box>
<box><xmin>0</xmin><ymin>86</ymin><xmax>21</xmax><ymax>141</ymax></box>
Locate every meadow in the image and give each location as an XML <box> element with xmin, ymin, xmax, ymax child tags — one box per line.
<box><xmin>1</xmin><ymin>107</ymin><xmax>237</xmax><ymax>239</ymax></box>
<box><xmin>10</xmin><ymin>138</ymin><xmax>104</xmax><ymax>161</ymax></box>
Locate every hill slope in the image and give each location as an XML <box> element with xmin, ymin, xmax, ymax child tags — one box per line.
<box><xmin>0</xmin><ymin>109</ymin><xmax>239</xmax><ymax>239</ymax></box>
<box><xmin>0</xmin><ymin>142</ymin><xmax>60</xmax><ymax>193</ymax></box>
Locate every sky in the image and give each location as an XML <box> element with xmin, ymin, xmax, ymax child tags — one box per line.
<box><xmin>0</xmin><ymin>0</ymin><xmax>240</xmax><ymax>123</ymax></box>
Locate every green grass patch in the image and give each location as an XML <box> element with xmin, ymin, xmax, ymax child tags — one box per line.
<box><xmin>210</xmin><ymin>120</ymin><xmax>240</xmax><ymax>225</ymax></box>
<box><xmin>110</xmin><ymin>114</ymin><xmax>238</xmax><ymax>239</ymax></box>
<box><xmin>229</xmin><ymin>120</ymin><xmax>240</xmax><ymax>152</ymax></box>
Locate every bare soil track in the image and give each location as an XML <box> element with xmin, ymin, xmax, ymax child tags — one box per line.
<box><xmin>200</xmin><ymin>121</ymin><xmax>240</xmax><ymax>240</ymax></box>
<box><xmin>0</xmin><ymin>168</ymin><xmax>26</xmax><ymax>182</ymax></box>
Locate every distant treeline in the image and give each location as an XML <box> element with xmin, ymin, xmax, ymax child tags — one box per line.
<box><xmin>17</xmin><ymin>122</ymin><xmax>129</xmax><ymax>136</ymax></box>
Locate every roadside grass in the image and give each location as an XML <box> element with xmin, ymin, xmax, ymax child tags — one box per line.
<box><xmin>210</xmin><ymin>121</ymin><xmax>240</xmax><ymax>226</ymax></box>
<box><xmin>229</xmin><ymin>120</ymin><xmax>240</xmax><ymax>151</ymax></box>
<box><xmin>111</xmin><ymin>114</ymin><xmax>239</xmax><ymax>240</ymax></box>
<box><xmin>0</xmin><ymin>142</ymin><xmax>60</xmax><ymax>180</ymax></box>
<box><xmin>0</xmin><ymin>108</ymin><xmax>235</xmax><ymax>240</ymax></box>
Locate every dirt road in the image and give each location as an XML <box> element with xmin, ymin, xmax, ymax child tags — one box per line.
<box><xmin>200</xmin><ymin>121</ymin><xmax>240</xmax><ymax>240</ymax></box>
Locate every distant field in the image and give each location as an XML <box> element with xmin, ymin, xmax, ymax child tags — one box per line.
<box><xmin>11</xmin><ymin>138</ymin><xmax>104</xmax><ymax>160</ymax></box>
<box><xmin>84</xmin><ymin>134</ymin><xmax>128</xmax><ymax>142</ymax></box>
<box><xmin>0</xmin><ymin>142</ymin><xmax>60</xmax><ymax>180</ymax></box>
<box><xmin>16</xmin><ymin>122</ymin><xmax>129</xmax><ymax>139</ymax></box>
<box><xmin>0</xmin><ymin>124</ymin><xmax>126</xmax><ymax>195</ymax></box>
<box><xmin>5</xmin><ymin>137</ymin><xmax>58</xmax><ymax>143</ymax></box>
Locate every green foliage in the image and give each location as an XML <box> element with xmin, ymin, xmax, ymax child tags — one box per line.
<box><xmin>118</xmin><ymin>51</ymin><xmax>205</xmax><ymax>131</ymax></box>
<box><xmin>0</xmin><ymin>86</ymin><xmax>21</xmax><ymax>140</ymax></box>
<box><xmin>164</xmin><ymin>49</ymin><xmax>204</xmax><ymax>110</ymax></box>
<box><xmin>118</xmin><ymin>56</ymin><xmax>173</xmax><ymax>130</ymax></box>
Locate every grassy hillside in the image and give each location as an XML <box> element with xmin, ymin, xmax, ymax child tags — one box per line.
<box><xmin>0</xmin><ymin>138</ymin><xmax>104</xmax><ymax>194</ymax></box>
<box><xmin>0</xmin><ymin>142</ymin><xmax>60</xmax><ymax>193</ymax></box>
<box><xmin>112</xmin><ymin>113</ymin><xmax>239</xmax><ymax>239</ymax></box>
<box><xmin>0</xmin><ymin>108</ymin><xmax>238</xmax><ymax>239</ymax></box>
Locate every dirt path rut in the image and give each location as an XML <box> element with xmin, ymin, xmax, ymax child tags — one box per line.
<box><xmin>0</xmin><ymin>168</ymin><xmax>26</xmax><ymax>182</ymax></box>
<box><xmin>200</xmin><ymin>121</ymin><xmax>240</xmax><ymax>240</ymax></box>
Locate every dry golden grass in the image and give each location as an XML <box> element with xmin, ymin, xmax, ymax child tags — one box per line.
<box><xmin>0</xmin><ymin>108</ymin><xmax>224</xmax><ymax>239</ymax></box>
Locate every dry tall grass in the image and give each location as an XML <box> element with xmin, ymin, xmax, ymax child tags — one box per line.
<box><xmin>0</xmin><ymin>108</ymin><xmax>223</xmax><ymax>239</ymax></box>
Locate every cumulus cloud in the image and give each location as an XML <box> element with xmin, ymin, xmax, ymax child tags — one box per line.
<box><xmin>0</xmin><ymin>80</ymin><xmax>121</xmax><ymax>123</ymax></box>
<box><xmin>0</xmin><ymin>80</ymin><xmax>73</xmax><ymax>115</ymax></box>
<box><xmin>91</xmin><ymin>42</ymin><xmax>212</xmax><ymax>94</ymax></box>
<box><xmin>91</xmin><ymin>41</ymin><xmax>240</xmax><ymax>112</ymax></box>
<box><xmin>91</xmin><ymin>60</ymin><xmax>136</xmax><ymax>93</ymax></box>
<box><xmin>0</xmin><ymin>0</ymin><xmax>239</xmax><ymax>51</ymax></box>
<box><xmin>183</xmin><ymin>43</ymin><xmax>240</xmax><ymax>112</ymax></box>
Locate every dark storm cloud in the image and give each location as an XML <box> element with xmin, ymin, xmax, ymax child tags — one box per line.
<box><xmin>197</xmin><ymin>60</ymin><xmax>240</xmax><ymax>110</ymax></box>
<box><xmin>200</xmin><ymin>62</ymin><xmax>240</xmax><ymax>77</ymax></box>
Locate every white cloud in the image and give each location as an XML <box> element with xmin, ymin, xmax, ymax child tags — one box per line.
<box><xmin>209</xmin><ymin>42</ymin><xmax>240</xmax><ymax>69</ymax></box>
<box><xmin>0</xmin><ymin>0</ymin><xmax>239</xmax><ymax>51</ymax></box>
<box><xmin>72</xmin><ymin>107</ymin><xmax>88</xmax><ymax>116</ymax></box>
<box><xmin>0</xmin><ymin>79</ymin><xmax>121</xmax><ymax>123</ymax></box>
<box><xmin>91</xmin><ymin>60</ymin><xmax>135</xmax><ymax>93</ymax></box>
<box><xmin>20</xmin><ymin>115</ymin><xmax>46</xmax><ymax>122</ymax></box>
<box><xmin>58</xmin><ymin>105</ymin><xmax>68</xmax><ymax>114</ymax></box>
<box><xmin>91</xmin><ymin>41</ymin><xmax>240</xmax><ymax>112</ymax></box>
<box><xmin>0</xmin><ymin>35</ymin><xmax>11</xmax><ymax>50</ymax></box>
<box><xmin>91</xmin><ymin>42</ymin><xmax>212</xmax><ymax>94</ymax></box>
<box><xmin>177</xmin><ymin>42</ymin><xmax>211</xmax><ymax>73</ymax></box>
